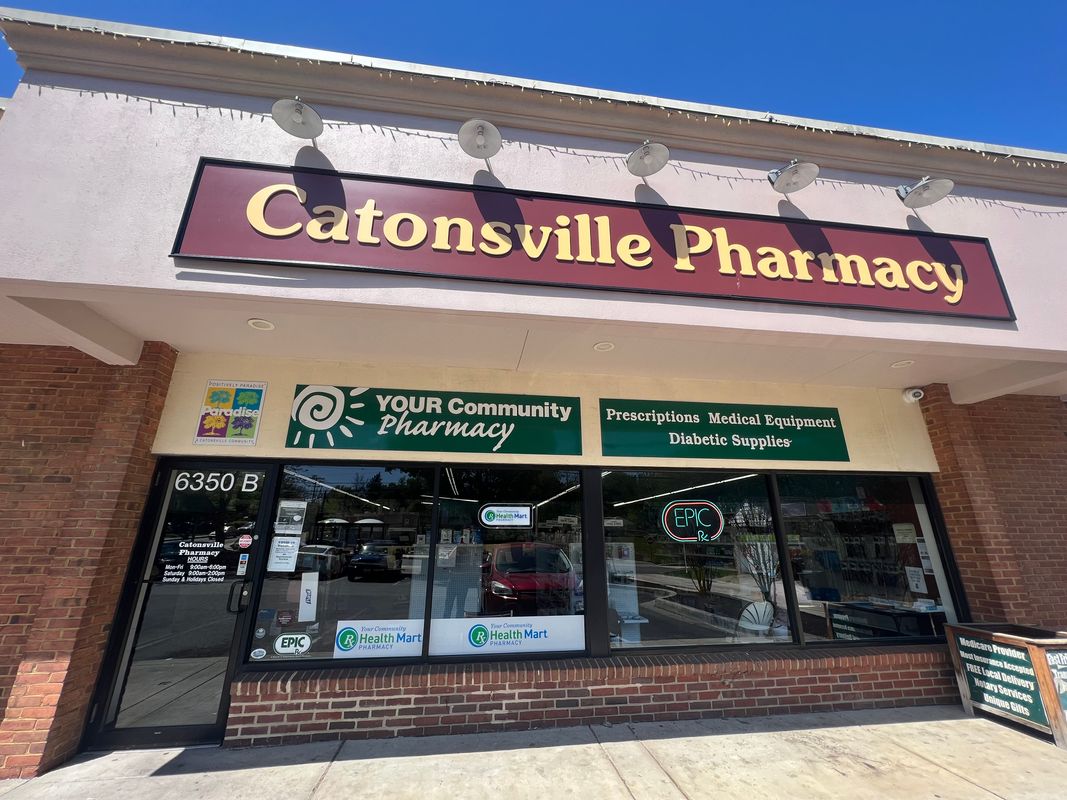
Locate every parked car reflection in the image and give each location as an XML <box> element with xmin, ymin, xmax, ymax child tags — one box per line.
<box><xmin>294</xmin><ymin>545</ymin><xmax>346</xmax><ymax>580</ymax></box>
<box><xmin>481</xmin><ymin>542</ymin><xmax>577</xmax><ymax>616</ymax></box>
<box><xmin>347</xmin><ymin>541</ymin><xmax>406</xmax><ymax>581</ymax></box>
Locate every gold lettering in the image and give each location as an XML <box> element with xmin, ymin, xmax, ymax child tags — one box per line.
<box><xmin>352</xmin><ymin>199</ymin><xmax>383</xmax><ymax>245</ymax></box>
<box><xmin>789</xmin><ymin>250</ymin><xmax>816</xmax><ymax>282</ymax></box>
<box><xmin>431</xmin><ymin>216</ymin><xmax>476</xmax><ymax>253</ymax></box>
<box><xmin>382</xmin><ymin>212</ymin><xmax>428</xmax><ymax>249</ymax></box>
<box><xmin>245</xmin><ymin>184</ymin><xmax>306</xmax><ymax>237</ymax></box>
<box><xmin>905</xmin><ymin>259</ymin><xmax>938</xmax><ymax>292</ymax></box>
<box><xmin>594</xmin><ymin>216</ymin><xmax>616</xmax><ymax>265</ymax></box>
<box><xmin>306</xmin><ymin>205</ymin><xmax>349</xmax><ymax>242</ymax></box>
<box><xmin>552</xmin><ymin>215</ymin><xmax>574</xmax><ymax>262</ymax></box>
<box><xmin>711</xmin><ymin>227</ymin><xmax>756</xmax><ymax>277</ymax></box>
<box><xmin>669</xmin><ymin>224</ymin><xmax>713</xmax><ymax>272</ymax></box>
<box><xmin>932</xmin><ymin>262</ymin><xmax>965</xmax><ymax>304</ymax></box>
<box><xmin>478</xmin><ymin>221</ymin><xmax>513</xmax><ymax>257</ymax></box>
<box><xmin>816</xmin><ymin>253</ymin><xmax>874</xmax><ymax>286</ymax></box>
<box><xmin>617</xmin><ymin>234</ymin><xmax>652</xmax><ymax>268</ymax></box>
<box><xmin>872</xmin><ymin>256</ymin><xmax>909</xmax><ymax>289</ymax></box>
<box><xmin>755</xmin><ymin>246</ymin><xmax>793</xmax><ymax>280</ymax></box>
<box><xmin>573</xmin><ymin>214</ymin><xmax>596</xmax><ymax>264</ymax></box>
<box><xmin>515</xmin><ymin>224</ymin><xmax>554</xmax><ymax>259</ymax></box>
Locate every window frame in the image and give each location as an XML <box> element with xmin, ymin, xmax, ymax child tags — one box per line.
<box><xmin>129</xmin><ymin>458</ymin><xmax>967</xmax><ymax>674</ymax></box>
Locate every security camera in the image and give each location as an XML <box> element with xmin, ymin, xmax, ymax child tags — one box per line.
<box><xmin>902</xmin><ymin>387</ymin><xmax>925</xmax><ymax>404</ymax></box>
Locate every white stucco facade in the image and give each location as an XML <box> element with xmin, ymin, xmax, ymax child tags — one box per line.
<box><xmin>0</xmin><ymin>8</ymin><xmax>1065</xmax><ymax>407</ymax></box>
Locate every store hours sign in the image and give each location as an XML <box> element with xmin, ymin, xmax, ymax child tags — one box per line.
<box><xmin>286</xmin><ymin>385</ymin><xmax>582</xmax><ymax>455</ymax></box>
<box><xmin>600</xmin><ymin>399</ymin><xmax>848</xmax><ymax>461</ymax></box>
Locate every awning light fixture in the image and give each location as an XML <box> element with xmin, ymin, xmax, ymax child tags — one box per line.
<box><xmin>896</xmin><ymin>176</ymin><xmax>954</xmax><ymax>208</ymax></box>
<box><xmin>270</xmin><ymin>97</ymin><xmax>324</xmax><ymax>139</ymax></box>
<box><xmin>458</xmin><ymin>118</ymin><xmax>502</xmax><ymax>159</ymax></box>
<box><xmin>767</xmin><ymin>159</ymin><xmax>820</xmax><ymax>194</ymax></box>
<box><xmin>626</xmin><ymin>140</ymin><xmax>669</xmax><ymax>177</ymax></box>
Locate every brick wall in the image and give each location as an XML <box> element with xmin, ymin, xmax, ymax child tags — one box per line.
<box><xmin>0</xmin><ymin>342</ymin><xmax>177</xmax><ymax>778</ymax></box>
<box><xmin>921</xmin><ymin>385</ymin><xmax>1067</xmax><ymax>628</ymax></box>
<box><xmin>225</xmin><ymin>646</ymin><xmax>956</xmax><ymax>747</ymax></box>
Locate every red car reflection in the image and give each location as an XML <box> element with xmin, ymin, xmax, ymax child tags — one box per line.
<box><xmin>481</xmin><ymin>542</ymin><xmax>576</xmax><ymax>616</ymax></box>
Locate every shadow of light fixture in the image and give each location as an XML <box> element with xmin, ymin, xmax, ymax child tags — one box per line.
<box><xmin>767</xmin><ymin>159</ymin><xmax>820</xmax><ymax>194</ymax></box>
<box><xmin>626</xmin><ymin>140</ymin><xmax>670</xmax><ymax>177</ymax></box>
<box><xmin>459</xmin><ymin>119</ymin><xmax>503</xmax><ymax>159</ymax></box>
<box><xmin>896</xmin><ymin>176</ymin><xmax>954</xmax><ymax>208</ymax></box>
<box><xmin>271</xmin><ymin>97</ymin><xmax>324</xmax><ymax>139</ymax></box>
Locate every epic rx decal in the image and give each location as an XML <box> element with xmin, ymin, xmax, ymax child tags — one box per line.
<box><xmin>273</xmin><ymin>633</ymin><xmax>312</xmax><ymax>656</ymax></box>
<box><xmin>661</xmin><ymin>500</ymin><xmax>724</xmax><ymax>543</ymax></box>
<box><xmin>333</xmin><ymin>620</ymin><xmax>424</xmax><ymax>658</ymax></box>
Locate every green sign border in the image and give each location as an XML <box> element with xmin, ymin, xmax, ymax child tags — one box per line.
<box><xmin>599</xmin><ymin>398</ymin><xmax>848</xmax><ymax>462</ymax></box>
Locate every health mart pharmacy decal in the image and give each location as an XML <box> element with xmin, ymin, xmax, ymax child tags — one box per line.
<box><xmin>333</xmin><ymin>620</ymin><xmax>424</xmax><ymax>658</ymax></box>
<box><xmin>429</xmin><ymin>616</ymin><xmax>585</xmax><ymax>656</ymax></box>
<box><xmin>600</xmin><ymin>399</ymin><xmax>848</xmax><ymax>461</ymax></box>
<box><xmin>287</xmin><ymin>386</ymin><xmax>581</xmax><ymax>455</ymax></box>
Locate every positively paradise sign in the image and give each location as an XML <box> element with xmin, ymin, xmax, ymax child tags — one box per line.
<box><xmin>173</xmin><ymin>159</ymin><xmax>1014</xmax><ymax>320</ymax></box>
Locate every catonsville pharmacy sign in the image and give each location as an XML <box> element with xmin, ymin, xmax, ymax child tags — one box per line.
<box><xmin>173</xmin><ymin>159</ymin><xmax>1014</xmax><ymax>320</ymax></box>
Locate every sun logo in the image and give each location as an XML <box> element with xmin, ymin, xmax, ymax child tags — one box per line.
<box><xmin>289</xmin><ymin>385</ymin><xmax>369</xmax><ymax>447</ymax></box>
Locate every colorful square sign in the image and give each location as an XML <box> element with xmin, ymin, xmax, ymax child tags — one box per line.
<box><xmin>194</xmin><ymin>380</ymin><xmax>267</xmax><ymax>446</ymax></box>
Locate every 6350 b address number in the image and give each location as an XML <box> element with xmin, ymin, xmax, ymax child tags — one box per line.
<box><xmin>173</xmin><ymin>471</ymin><xmax>261</xmax><ymax>493</ymax></box>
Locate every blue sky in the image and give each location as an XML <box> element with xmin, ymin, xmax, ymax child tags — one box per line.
<box><xmin>2</xmin><ymin>1</ymin><xmax>1065</xmax><ymax>152</ymax></box>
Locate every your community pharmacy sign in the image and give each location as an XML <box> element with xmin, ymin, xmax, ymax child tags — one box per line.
<box><xmin>286</xmin><ymin>385</ymin><xmax>581</xmax><ymax>455</ymax></box>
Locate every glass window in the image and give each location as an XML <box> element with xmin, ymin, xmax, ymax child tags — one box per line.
<box><xmin>778</xmin><ymin>474</ymin><xmax>955</xmax><ymax>641</ymax></box>
<box><xmin>252</xmin><ymin>464</ymin><xmax>434</xmax><ymax>662</ymax></box>
<box><xmin>602</xmin><ymin>470</ymin><xmax>792</xmax><ymax>648</ymax></box>
<box><xmin>428</xmin><ymin>467</ymin><xmax>585</xmax><ymax>656</ymax></box>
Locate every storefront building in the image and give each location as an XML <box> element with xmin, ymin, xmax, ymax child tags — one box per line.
<box><xmin>1</xmin><ymin>8</ymin><xmax>1066</xmax><ymax>779</ymax></box>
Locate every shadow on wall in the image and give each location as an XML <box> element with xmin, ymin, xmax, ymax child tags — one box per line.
<box><xmin>472</xmin><ymin>169</ymin><xmax>526</xmax><ymax>229</ymax></box>
<box><xmin>293</xmin><ymin>145</ymin><xmax>346</xmax><ymax>212</ymax></box>
<box><xmin>634</xmin><ymin>182</ymin><xmax>683</xmax><ymax>257</ymax></box>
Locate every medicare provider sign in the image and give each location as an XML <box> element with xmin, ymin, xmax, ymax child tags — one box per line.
<box><xmin>428</xmin><ymin>616</ymin><xmax>585</xmax><ymax>656</ymax></box>
<box><xmin>174</xmin><ymin>159</ymin><xmax>1013</xmax><ymax>320</ymax></box>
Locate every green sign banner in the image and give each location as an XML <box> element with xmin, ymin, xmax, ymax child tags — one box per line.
<box><xmin>286</xmin><ymin>385</ymin><xmax>581</xmax><ymax>455</ymax></box>
<box><xmin>599</xmin><ymin>399</ymin><xmax>848</xmax><ymax>461</ymax></box>
<box><xmin>953</xmin><ymin>632</ymin><xmax>1050</xmax><ymax>729</ymax></box>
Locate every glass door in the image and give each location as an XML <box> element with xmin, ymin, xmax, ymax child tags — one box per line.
<box><xmin>89</xmin><ymin>464</ymin><xmax>270</xmax><ymax>747</ymax></box>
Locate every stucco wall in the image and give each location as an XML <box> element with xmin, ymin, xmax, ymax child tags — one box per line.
<box><xmin>0</xmin><ymin>71</ymin><xmax>1064</xmax><ymax>361</ymax></box>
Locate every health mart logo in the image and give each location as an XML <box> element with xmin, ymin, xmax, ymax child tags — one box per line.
<box><xmin>336</xmin><ymin>626</ymin><xmax>358</xmax><ymax>652</ymax></box>
<box><xmin>468</xmin><ymin>624</ymin><xmax>489</xmax><ymax>648</ymax></box>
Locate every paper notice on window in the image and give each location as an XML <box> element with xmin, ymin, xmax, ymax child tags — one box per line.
<box><xmin>298</xmin><ymin>571</ymin><xmax>318</xmax><ymax>622</ymax></box>
<box><xmin>905</xmin><ymin>565</ymin><xmax>927</xmax><ymax>593</ymax></box>
<box><xmin>892</xmin><ymin>523</ymin><xmax>917</xmax><ymax>544</ymax></box>
<box><xmin>267</xmin><ymin>536</ymin><xmax>301</xmax><ymax>572</ymax></box>
<box><xmin>916</xmin><ymin>539</ymin><xmax>934</xmax><ymax>574</ymax></box>
<box><xmin>274</xmin><ymin>500</ymin><xmax>308</xmax><ymax>535</ymax></box>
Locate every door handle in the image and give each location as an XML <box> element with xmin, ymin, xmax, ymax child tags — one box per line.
<box><xmin>226</xmin><ymin>580</ymin><xmax>252</xmax><ymax>613</ymax></box>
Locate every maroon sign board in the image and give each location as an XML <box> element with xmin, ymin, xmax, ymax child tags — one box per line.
<box><xmin>172</xmin><ymin>159</ymin><xmax>1014</xmax><ymax>320</ymax></box>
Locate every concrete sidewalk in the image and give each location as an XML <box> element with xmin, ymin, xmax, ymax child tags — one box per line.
<box><xmin>3</xmin><ymin>706</ymin><xmax>1067</xmax><ymax>799</ymax></box>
